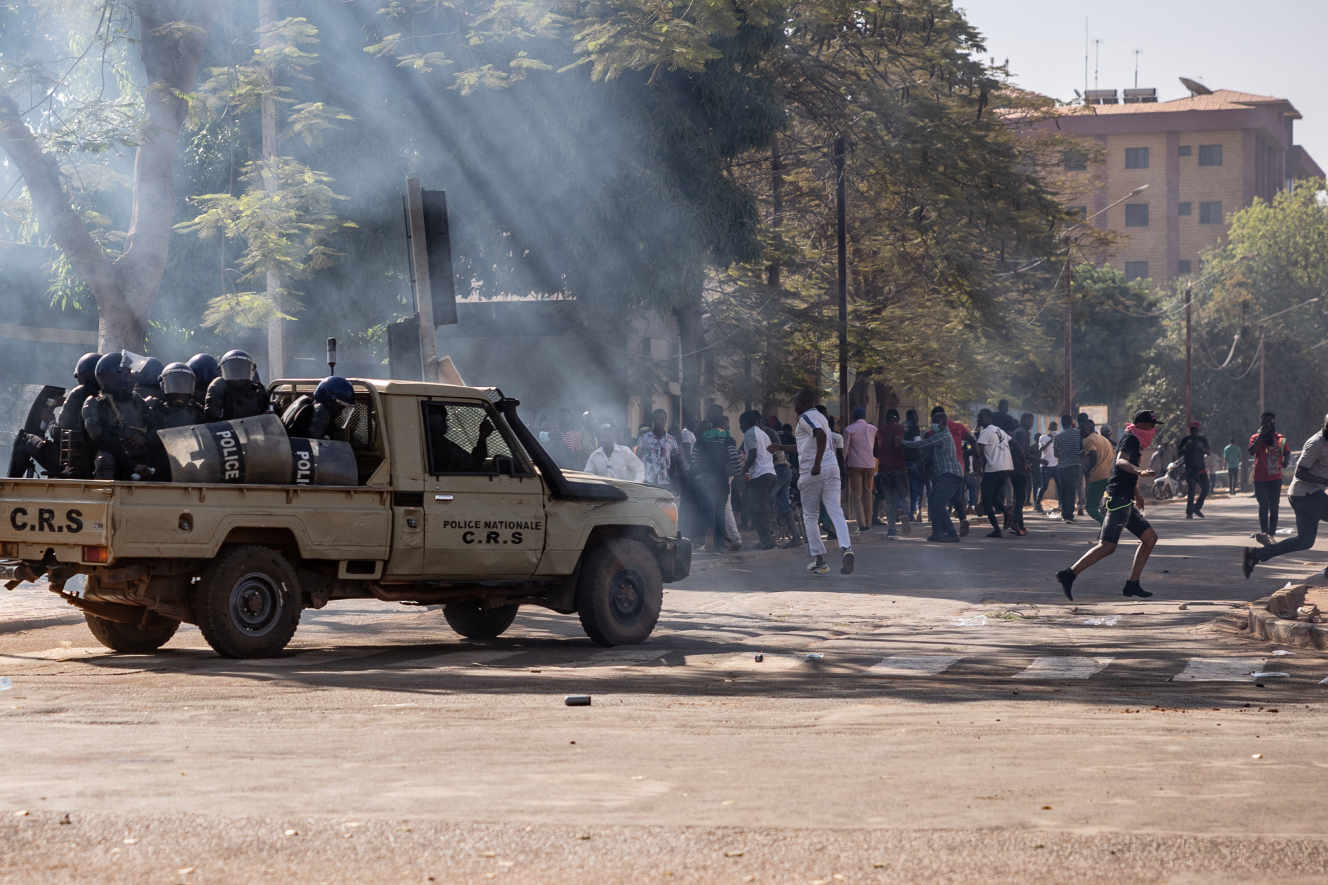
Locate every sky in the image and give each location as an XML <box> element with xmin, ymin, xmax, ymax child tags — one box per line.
<box><xmin>961</xmin><ymin>0</ymin><xmax>1328</xmax><ymax>168</ymax></box>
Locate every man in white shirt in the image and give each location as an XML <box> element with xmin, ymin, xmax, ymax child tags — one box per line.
<box><xmin>584</xmin><ymin>424</ymin><xmax>645</xmax><ymax>483</ymax></box>
<box><xmin>793</xmin><ymin>390</ymin><xmax>854</xmax><ymax>575</ymax></box>
<box><xmin>975</xmin><ymin>408</ymin><xmax>1014</xmax><ymax>538</ymax></box>
<box><xmin>740</xmin><ymin>410</ymin><xmax>777</xmax><ymax>549</ymax></box>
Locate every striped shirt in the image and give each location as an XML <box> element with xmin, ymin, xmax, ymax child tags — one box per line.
<box><xmin>903</xmin><ymin>428</ymin><xmax>963</xmax><ymax>478</ymax></box>
<box><xmin>1054</xmin><ymin>426</ymin><xmax>1082</xmax><ymax>468</ymax></box>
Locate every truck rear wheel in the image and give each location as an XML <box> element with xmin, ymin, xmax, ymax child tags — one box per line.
<box><xmin>576</xmin><ymin>538</ymin><xmax>663</xmax><ymax>646</ymax></box>
<box><xmin>193</xmin><ymin>545</ymin><xmax>302</xmax><ymax>658</ymax></box>
<box><xmin>84</xmin><ymin>611</ymin><xmax>180</xmax><ymax>654</ymax></box>
<box><xmin>444</xmin><ymin>601</ymin><xmax>519</xmax><ymax>640</ymax></box>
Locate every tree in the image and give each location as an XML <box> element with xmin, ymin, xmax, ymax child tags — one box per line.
<box><xmin>0</xmin><ymin>0</ymin><xmax>209</xmax><ymax>351</ymax></box>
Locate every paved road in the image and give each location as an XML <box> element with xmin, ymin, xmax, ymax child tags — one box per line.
<box><xmin>2</xmin><ymin>493</ymin><xmax>1327</xmax><ymax>883</ymax></box>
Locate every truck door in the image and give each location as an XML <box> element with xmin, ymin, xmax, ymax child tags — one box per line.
<box><xmin>420</xmin><ymin>400</ymin><xmax>545</xmax><ymax>579</ymax></box>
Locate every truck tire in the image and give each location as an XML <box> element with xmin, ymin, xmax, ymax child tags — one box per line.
<box><xmin>444</xmin><ymin>601</ymin><xmax>519</xmax><ymax>640</ymax></box>
<box><xmin>192</xmin><ymin>545</ymin><xmax>302</xmax><ymax>658</ymax></box>
<box><xmin>84</xmin><ymin>611</ymin><xmax>180</xmax><ymax>654</ymax></box>
<box><xmin>576</xmin><ymin>538</ymin><xmax>663</xmax><ymax>647</ymax></box>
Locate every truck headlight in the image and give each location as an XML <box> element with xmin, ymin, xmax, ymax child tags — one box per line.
<box><xmin>659</xmin><ymin>501</ymin><xmax>678</xmax><ymax>531</ymax></box>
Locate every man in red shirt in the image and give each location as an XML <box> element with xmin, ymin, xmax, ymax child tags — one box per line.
<box><xmin>1249</xmin><ymin>411</ymin><xmax>1291</xmax><ymax>544</ymax></box>
<box><xmin>873</xmin><ymin>408</ymin><xmax>909</xmax><ymax>536</ymax></box>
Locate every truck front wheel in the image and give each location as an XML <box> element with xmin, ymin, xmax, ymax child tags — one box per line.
<box><xmin>444</xmin><ymin>601</ymin><xmax>519</xmax><ymax>640</ymax></box>
<box><xmin>193</xmin><ymin>545</ymin><xmax>302</xmax><ymax>658</ymax></box>
<box><xmin>576</xmin><ymin>538</ymin><xmax>663</xmax><ymax>646</ymax></box>
<box><xmin>84</xmin><ymin>611</ymin><xmax>180</xmax><ymax>653</ymax></box>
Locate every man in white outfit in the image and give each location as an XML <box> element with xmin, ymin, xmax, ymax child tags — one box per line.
<box><xmin>584</xmin><ymin>424</ymin><xmax>645</xmax><ymax>483</ymax></box>
<box><xmin>793</xmin><ymin>389</ymin><xmax>855</xmax><ymax>575</ymax></box>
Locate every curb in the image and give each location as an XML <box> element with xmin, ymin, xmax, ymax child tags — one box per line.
<box><xmin>1243</xmin><ymin>595</ymin><xmax>1328</xmax><ymax>652</ymax></box>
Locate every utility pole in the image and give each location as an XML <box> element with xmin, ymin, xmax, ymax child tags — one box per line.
<box><xmin>1062</xmin><ymin>255</ymin><xmax>1073</xmax><ymax>415</ymax></box>
<box><xmin>1184</xmin><ymin>286</ymin><xmax>1192</xmax><ymax>428</ymax></box>
<box><xmin>260</xmin><ymin>0</ymin><xmax>284</xmax><ymax>379</ymax></box>
<box><xmin>834</xmin><ymin>135</ymin><xmax>848</xmax><ymax>430</ymax></box>
<box><xmin>762</xmin><ymin>136</ymin><xmax>782</xmax><ymax>413</ymax></box>
<box><xmin>405</xmin><ymin>176</ymin><xmax>441</xmax><ymax>381</ymax></box>
<box><xmin>1258</xmin><ymin>330</ymin><xmax>1265</xmax><ymax>417</ymax></box>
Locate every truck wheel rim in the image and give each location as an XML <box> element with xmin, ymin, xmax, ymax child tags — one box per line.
<box><xmin>230</xmin><ymin>572</ymin><xmax>282</xmax><ymax>636</ymax></box>
<box><xmin>610</xmin><ymin>570</ymin><xmax>645</xmax><ymax>619</ymax></box>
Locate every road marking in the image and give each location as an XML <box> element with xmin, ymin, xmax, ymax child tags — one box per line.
<box><xmin>1013</xmin><ymin>656</ymin><xmax>1113</xmax><ymax>680</ymax></box>
<box><xmin>868</xmin><ymin>655</ymin><xmax>961</xmax><ymax>676</ymax></box>
<box><xmin>1172</xmin><ymin>658</ymin><xmax>1267</xmax><ymax>682</ymax></box>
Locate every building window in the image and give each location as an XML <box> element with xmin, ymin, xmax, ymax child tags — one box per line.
<box><xmin>1177</xmin><ymin>201</ymin><xmax>1192</xmax><ymax>216</ymax></box>
<box><xmin>1062</xmin><ymin>149</ymin><xmax>1087</xmax><ymax>171</ymax></box>
<box><xmin>1178</xmin><ymin>259</ymin><xmax>1192</xmax><ymax>275</ymax></box>
<box><xmin>1124</xmin><ymin>147</ymin><xmax>1149</xmax><ymax>169</ymax></box>
<box><xmin>1199</xmin><ymin>201</ymin><xmax>1224</xmax><ymax>224</ymax></box>
<box><xmin>1124</xmin><ymin>203</ymin><xmax>1149</xmax><ymax>227</ymax></box>
<box><xmin>1124</xmin><ymin>261</ymin><xmax>1149</xmax><ymax>281</ymax></box>
<box><xmin>1068</xmin><ymin>205</ymin><xmax>1088</xmax><ymax>220</ymax></box>
<box><xmin>1178</xmin><ymin>145</ymin><xmax>1192</xmax><ymax>157</ymax></box>
<box><xmin>1198</xmin><ymin>144</ymin><xmax>1223</xmax><ymax>166</ymax></box>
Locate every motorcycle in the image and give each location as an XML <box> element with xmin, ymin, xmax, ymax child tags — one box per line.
<box><xmin>1151</xmin><ymin>458</ymin><xmax>1189</xmax><ymax>500</ymax></box>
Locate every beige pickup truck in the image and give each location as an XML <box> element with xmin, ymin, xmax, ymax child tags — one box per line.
<box><xmin>0</xmin><ymin>379</ymin><xmax>689</xmax><ymax>658</ymax></box>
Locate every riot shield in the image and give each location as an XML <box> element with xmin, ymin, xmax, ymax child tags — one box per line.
<box><xmin>7</xmin><ymin>385</ymin><xmax>66</xmax><ymax>478</ymax></box>
<box><xmin>157</xmin><ymin>413</ymin><xmax>357</xmax><ymax>485</ymax></box>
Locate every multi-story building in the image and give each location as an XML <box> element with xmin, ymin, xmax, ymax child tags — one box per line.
<box><xmin>1015</xmin><ymin>83</ymin><xmax>1322</xmax><ymax>283</ymax></box>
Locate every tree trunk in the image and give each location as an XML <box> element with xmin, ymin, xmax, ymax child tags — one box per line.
<box><xmin>0</xmin><ymin>1</ymin><xmax>207</xmax><ymax>353</ymax></box>
<box><xmin>674</xmin><ymin>296</ymin><xmax>704</xmax><ymax>432</ymax></box>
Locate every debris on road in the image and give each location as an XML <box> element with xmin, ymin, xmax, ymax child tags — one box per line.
<box><xmin>1250</xmin><ymin>671</ymin><xmax>1290</xmax><ymax>679</ymax></box>
<box><xmin>0</xmin><ymin>677</ymin><xmax>10</xmax><ymax>691</ymax></box>
<box><xmin>804</xmin><ymin>653</ymin><xmax>824</xmax><ymax>663</ymax></box>
<box><xmin>754</xmin><ymin>653</ymin><xmax>763</xmax><ymax>662</ymax></box>
<box><xmin>1083</xmin><ymin>616</ymin><xmax>1120</xmax><ymax>626</ymax></box>
<box><xmin>953</xmin><ymin>615</ymin><xmax>987</xmax><ymax>627</ymax></box>
<box><xmin>565</xmin><ymin>695</ymin><xmax>592</xmax><ymax>706</ymax></box>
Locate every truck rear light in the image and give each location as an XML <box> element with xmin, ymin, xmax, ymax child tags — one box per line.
<box><xmin>1</xmin><ymin>542</ymin><xmax>17</xmax><ymax>557</ymax></box>
<box><xmin>82</xmin><ymin>546</ymin><xmax>109</xmax><ymax>564</ymax></box>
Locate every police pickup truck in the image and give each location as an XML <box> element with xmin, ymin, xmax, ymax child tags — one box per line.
<box><xmin>0</xmin><ymin>379</ymin><xmax>689</xmax><ymax>658</ymax></box>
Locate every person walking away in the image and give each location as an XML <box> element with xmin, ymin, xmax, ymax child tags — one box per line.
<box><xmin>904</xmin><ymin>409</ymin><xmax>924</xmax><ymax>522</ymax></box>
<box><xmin>1053</xmin><ymin>414</ymin><xmax>1082</xmax><ymax>523</ymax></box>
<box><xmin>1249</xmin><ymin>412</ymin><xmax>1291</xmax><ymax>544</ymax></box>
<box><xmin>1057</xmin><ymin>411</ymin><xmax>1162</xmax><ymax>600</ymax></box>
<box><xmin>764</xmin><ymin>416</ymin><xmax>795</xmax><ymax>544</ymax></box>
<box><xmin>1243</xmin><ymin>414</ymin><xmax>1328</xmax><ymax>578</ymax></box>
<box><xmin>843</xmin><ymin>407</ymin><xmax>877</xmax><ymax>533</ymax></box>
<box><xmin>975</xmin><ymin>409</ymin><xmax>1014</xmax><ymax>538</ymax></box>
<box><xmin>739</xmin><ymin>411</ymin><xmax>777</xmax><ymax>549</ymax></box>
<box><xmin>794</xmin><ymin>390</ymin><xmax>855</xmax><ymax>574</ymax></box>
<box><xmin>1176</xmin><ymin>422</ymin><xmax>1211</xmax><ymax>518</ymax></box>
<box><xmin>1080</xmin><ymin>414</ymin><xmax>1114</xmax><ymax>523</ymax></box>
<box><xmin>1037</xmin><ymin>421</ymin><xmax>1059</xmax><ymax>512</ymax></box>
<box><xmin>903</xmin><ymin>406</ymin><xmax>965</xmax><ymax>543</ymax></box>
<box><xmin>1223</xmin><ymin>436</ymin><xmax>1242</xmax><ymax>495</ymax></box>
<box><xmin>948</xmin><ymin>415</ymin><xmax>978</xmax><ymax>536</ymax></box>
<box><xmin>874</xmin><ymin>408</ymin><xmax>910</xmax><ymax>537</ymax></box>
<box><xmin>1008</xmin><ymin>412</ymin><xmax>1035</xmax><ymax>534</ymax></box>
<box><xmin>636</xmin><ymin>408</ymin><xmax>684</xmax><ymax>491</ymax></box>
<box><xmin>584</xmin><ymin>424</ymin><xmax>646</xmax><ymax>482</ymax></box>
<box><xmin>991</xmin><ymin>399</ymin><xmax>1019</xmax><ymax>434</ymax></box>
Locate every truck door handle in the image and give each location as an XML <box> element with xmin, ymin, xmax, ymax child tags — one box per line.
<box><xmin>434</xmin><ymin>494</ymin><xmax>455</xmax><ymax>502</ymax></box>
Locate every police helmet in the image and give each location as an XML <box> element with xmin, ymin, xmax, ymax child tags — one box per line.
<box><xmin>186</xmin><ymin>353</ymin><xmax>220</xmax><ymax>387</ymax></box>
<box><xmin>135</xmin><ymin>357</ymin><xmax>164</xmax><ymax>389</ymax></box>
<box><xmin>94</xmin><ymin>351</ymin><xmax>134</xmax><ymax>396</ymax></box>
<box><xmin>313</xmin><ymin>376</ymin><xmax>356</xmax><ymax>408</ymax></box>
<box><xmin>75</xmin><ymin>352</ymin><xmax>102</xmax><ymax>387</ymax></box>
<box><xmin>219</xmin><ymin>349</ymin><xmax>254</xmax><ymax>382</ymax></box>
<box><xmin>160</xmin><ymin>362</ymin><xmax>196</xmax><ymax>398</ymax></box>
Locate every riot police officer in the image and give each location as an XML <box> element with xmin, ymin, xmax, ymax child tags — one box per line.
<box><xmin>133</xmin><ymin>356</ymin><xmax>165</xmax><ymax>405</ymax></box>
<box><xmin>186</xmin><ymin>353</ymin><xmax>220</xmax><ymax>403</ymax></box>
<box><xmin>12</xmin><ymin>352</ymin><xmax>101</xmax><ymax>477</ymax></box>
<box><xmin>83</xmin><ymin>351</ymin><xmax>156</xmax><ymax>480</ymax></box>
<box><xmin>149</xmin><ymin>362</ymin><xmax>204</xmax><ymax>429</ymax></box>
<box><xmin>203</xmin><ymin>349</ymin><xmax>270</xmax><ymax>421</ymax></box>
<box><xmin>282</xmin><ymin>376</ymin><xmax>356</xmax><ymax>440</ymax></box>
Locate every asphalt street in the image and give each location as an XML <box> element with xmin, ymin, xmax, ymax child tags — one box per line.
<box><xmin>2</xmin><ymin>492</ymin><xmax>1327</xmax><ymax>883</ymax></box>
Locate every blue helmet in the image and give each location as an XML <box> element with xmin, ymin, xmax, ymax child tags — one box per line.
<box><xmin>160</xmin><ymin>362</ymin><xmax>196</xmax><ymax>398</ymax></box>
<box><xmin>94</xmin><ymin>351</ymin><xmax>134</xmax><ymax>396</ymax></box>
<box><xmin>313</xmin><ymin>376</ymin><xmax>355</xmax><ymax>408</ymax></box>
<box><xmin>219</xmin><ymin>349</ymin><xmax>254</xmax><ymax>382</ymax></box>
<box><xmin>135</xmin><ymin>357</ymin><xmax>164</xmax><ymax>389</ymax></box>
<box><xmin>75</xmin><ymin>352</ymin><xmax>102</xmax><ymax>388</ymax></box>
<box><xmin>187</xmin><ymin>353</ymin><xmax>220</xmax><ymax>387</ymax></box>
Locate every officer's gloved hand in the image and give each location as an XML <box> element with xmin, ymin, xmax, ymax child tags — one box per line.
<box><xmin>129</xmin><ymin>464</ymin><xmax>156</xmax><ymax>482</ymax></box>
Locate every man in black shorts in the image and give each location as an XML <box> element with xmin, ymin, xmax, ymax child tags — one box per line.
<box><xmin>1056</xmin><ymin>410</ymin><xmax>1162</xmax><ymax>600</ymax></box>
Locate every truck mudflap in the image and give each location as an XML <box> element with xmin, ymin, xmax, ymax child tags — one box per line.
<box><xmin>659</xmin><ymin>536</ymin><xmax>692</xmax><ymax>582</ymax></box>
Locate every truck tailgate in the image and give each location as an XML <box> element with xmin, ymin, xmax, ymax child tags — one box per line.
<box><xmin>0</xmin><ymin>480</ymin><xmax>111</xmax><ymax>556</ymax></box>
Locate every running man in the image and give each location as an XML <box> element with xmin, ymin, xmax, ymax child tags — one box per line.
<box><xmin>1056</xmin><ymin>410</ymin><xmax>1162</xmax><ymax>600</ymax></box>
<box><xmin>792</xmin><ymin>389</ymin><xmax>855</xmax><ymax>575</ymax></box>
<box><xmin>1243</xmin><ymin>414</ymin><xmax>1328</xmax><ymax>578</ymax></box>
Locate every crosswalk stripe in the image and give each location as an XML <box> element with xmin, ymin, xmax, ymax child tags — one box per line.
<box><xmin>869</xmin><ymin>655</ymin><xmax>961</xmax><ymax>676</ymax></box>
<box><xmin>1172</xmin><ymin>657</ymin><xmax>1267</xmax><ymax>682</ymax></box>
<box><xmin>1013</xmin><ymin>656</ymin><xmax>1113</xmax><ymax>680</ymax></box>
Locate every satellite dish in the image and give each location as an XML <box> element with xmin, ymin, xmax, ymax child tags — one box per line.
<box><xmin>1179</xmin><ymin>77</ymin><xmax>1212</xmax><ymax>96</ymax></box>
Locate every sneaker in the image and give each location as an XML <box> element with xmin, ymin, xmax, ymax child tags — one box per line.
<box><xmin>807</xmin><ymin>556</ymin><xmax>830</xmax><ymax>575</ymax></box>
<box><xmin>1122</xmin><ymin>581</ymin><xmax>1152</xmax><ymax>598</ymax></box>
<box><xmin>1243</xmin><ymin>547</ymin><xmax>1258</xmax><ymax>579</ymax></box>
<box><xmin>840</xmin><ymin>548</ymin><xmax>856</xmax><ymax>575</ymax></box>
<box><xmin>1056</xmin><ymin>568</ymin><xmax>1075</xmax><ymax>601</ymax></box>
<box><xmin>986</xmin><ymin>529</ymin><xmax>1002</xmax><ymax>538</ymax></box>
<box><xmin>1186</xmin><ymin>513</ymin><xmax>1194</xmax><ymax>520</ymax></box>
<box><xmin>1254</xmin><ymin>532</ymin><xmax>1274</xmax><ymax>547</ymax></box>
<box><xmin>1194</xmin><ymin>510</ymin><xmax>1205</xmax><ymax>519</ymax></box>
<box><xmin>886</xmin><ymin>528</ymin><xmax>897</xmax><ymax>538</ymax></box>
<box><xmin>1063</xmin><ymin>517</ymin><xmax>1076</xmax><ymax>524</ymax></box>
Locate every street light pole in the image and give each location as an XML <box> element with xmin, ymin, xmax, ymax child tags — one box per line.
<box><xmin>1184</xmin><ymin>286</ymin><xmax>1192</xmax><ymax>428</ymax></box>
<box><xmin>1062</xmin><ymin>257</ymin><xmax>1073</xmax><ymax>415</ymax></box>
